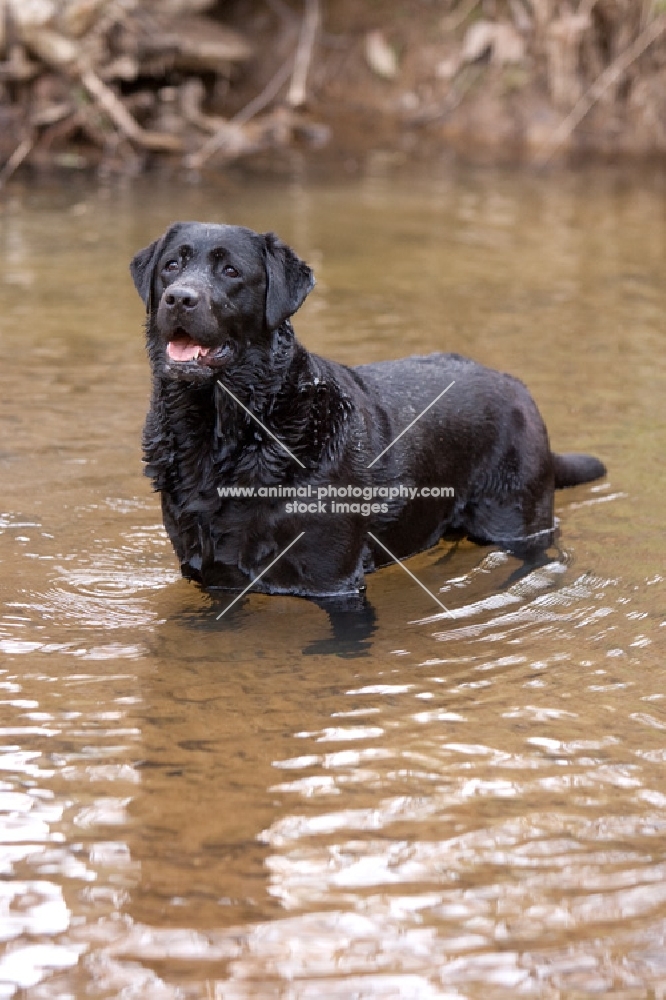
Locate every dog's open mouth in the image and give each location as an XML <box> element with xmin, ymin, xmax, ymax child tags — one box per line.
<box><xmin>166</xmin><ymin>333</ymin><xmax>233</xmax><ymax>367</ymax></box>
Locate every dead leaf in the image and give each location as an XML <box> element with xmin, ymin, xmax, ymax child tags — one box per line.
<box><xmin>365</xmin><ymin>30</ymin><xmax>399</xmax><ymax>79</ymax></box>
<box><xmin>462</xmin><ymin>20</ymin><xmax>525</xmax><ymax>66</ymax></box>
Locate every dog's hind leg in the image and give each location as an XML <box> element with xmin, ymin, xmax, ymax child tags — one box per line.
<box><xmin>464</xmin><ymin>491</ymin><xmax>556</xmax><ymax>560</ymax></box>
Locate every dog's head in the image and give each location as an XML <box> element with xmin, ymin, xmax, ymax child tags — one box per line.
<box><xmin>130</xmin><ymin>222</ymin><xmax>315</xmax><ymax>380</ymax></box>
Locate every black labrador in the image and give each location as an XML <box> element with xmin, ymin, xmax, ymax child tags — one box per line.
<box><xmin>130</xmin><ymin>222</ymin><xmax>605</xmax><ymax>599</ymax></box>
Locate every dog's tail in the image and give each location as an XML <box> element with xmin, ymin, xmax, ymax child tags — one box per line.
<box><xmin>553</xmin><ymin>452</ymin><xmax>606</xmax><ymax>489</ymax></box>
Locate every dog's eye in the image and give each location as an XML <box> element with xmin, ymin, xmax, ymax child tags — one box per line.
<box><xmin>163</xmin><ymin>259</ymin><xmax>180</xmax><ymax>273</ymax></box>
<box><xmin>222</xmin><ymin>264</ymin><xmax>240</xmax><ymax>278</ymax></box>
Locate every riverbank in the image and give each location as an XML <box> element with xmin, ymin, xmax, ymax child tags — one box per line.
<box><xmin>1</xmin><ymin>0</ymin><xmax>665</xmax><ymax>185</ymax></box>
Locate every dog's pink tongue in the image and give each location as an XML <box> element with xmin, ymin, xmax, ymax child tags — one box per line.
<box><xmin>167</xmin><ymin>337</ymin><xmax>207</xmax><ymax>362</ymax></box>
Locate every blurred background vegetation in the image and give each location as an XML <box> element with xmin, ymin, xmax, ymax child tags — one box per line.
<box><xmin>1</xmin><ymin>0</ymin><xmax>665</xmax><ymax>184</ymax></box>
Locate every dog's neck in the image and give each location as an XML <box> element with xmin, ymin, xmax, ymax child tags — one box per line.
<box><xmin>144</xmin><ymin>323</ymin><xmax>353</xmax><ymax>491</ymax></box>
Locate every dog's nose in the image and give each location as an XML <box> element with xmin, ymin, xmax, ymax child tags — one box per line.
<box><xmin>164</xmin><ymin>287</ymin><xmax>199</xmax><ymax>310</ymax></box>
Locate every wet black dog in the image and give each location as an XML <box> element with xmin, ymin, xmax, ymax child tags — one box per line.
<box><xmin>130</xmin><ymin>222</ymin><xmax>605</xmax><ymax>598</ymax></box>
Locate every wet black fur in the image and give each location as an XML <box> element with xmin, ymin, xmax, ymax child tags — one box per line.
<box><xmin>131</xmin><ymin>222</ymin><xmax>606</xmax><ymax>598</ymax></box>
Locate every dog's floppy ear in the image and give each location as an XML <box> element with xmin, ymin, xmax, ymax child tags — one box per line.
<box><xmin>130</xmin><ymin>237</ymin><xmax>163</xmax><ymax>312</ymax></box>
<box><xmin>130</xmin><ymin>224</ymin><xmax>181</xmax><ymax>313</ymax></box>
<box><xmin>262</xmin><ymin>232</ymin><xmax>315</xmax><ymax>330</ymax></box>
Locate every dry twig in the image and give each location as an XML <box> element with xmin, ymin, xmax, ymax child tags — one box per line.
<box><xmin>186</xmin><ymin>57</ymin><xmax>294</xmax><ymax>169</ymax></box>
<box><xmin>539</xmin><ymin>13</ymin><xmax>666</xmax><ymax>163</ymax></box>
<box><xmin>0</xmin><ymin>136</ymin><xmax>34</xmax><ymax>189</ymax></box>
<box><xmin>80</xmin><ymin>67</ymin><xmax>184</xmax><ymax>151</ymax></box>
<box><xmin>287</xmin><ymin>0</ymin><xmax>320</xmax><ymax>108</ymax></box>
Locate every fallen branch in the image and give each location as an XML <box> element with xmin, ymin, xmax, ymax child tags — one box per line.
<box><xmin>0</xmin><ymin>2</ymin><xmax>271</xmax><ymax>178</ymax></box>
<box><xmin>539</xmin><ymin>13</ymin><xmax>666</xmax><ymax>164</ymax></box>
<box><xmin>234</xmin><ymin>58</ymin><xmax>295</xmax><ymax>125</ymax></box>
<box><xmin>186</xmin><ymin>56</ymin><xmax>294</xmax><ymax>169</ymax></box>
<box><xmin>0</xmin><ymin>136</ymin><xmax>34</xmax><ymax>189</ymax></box>
<box><xmin>287</xmin><ymin>0</ymin><xmax>320</xmax><ymax>108</ymax></box>
<box><xmin>179</xmin><ymin>78</ymin><xmax>228</xmax><ymax>134</ymax></box>
<box><xmin>0</xmin><ymin>45</ymin><xmax>40</xmax><ymax>82</ymax></box>
<box><xmin>80</xmin><ymin>68</ymin><xmax>184</xmax><ymax>151</ymax></box>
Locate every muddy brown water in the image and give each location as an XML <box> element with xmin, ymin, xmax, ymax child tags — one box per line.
<box><xmin>0</xmin><ymin>164</ymin><xmax>664</xmax><ymax>998</ymax></box>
